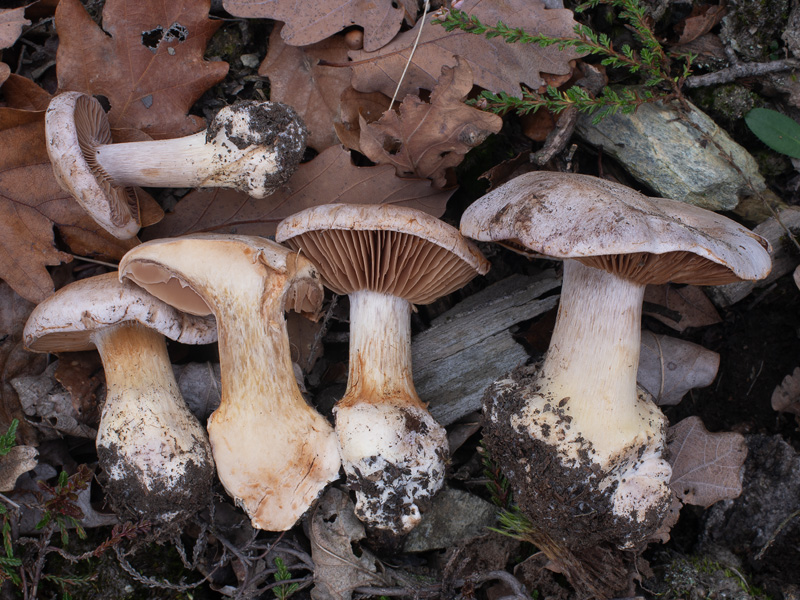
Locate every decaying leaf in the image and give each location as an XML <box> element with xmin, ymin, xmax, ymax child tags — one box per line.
<box><xmin>55</xmin><ymin>0</ymin><xmax>228</xmax><ymax>138</ymax></box>
<box><xmin>358</xmin><ymin>58</ymin><xmax>502</xmax><ymax>187</ymax></box>
<box><xmin>349</xmin><ymin>0</ymin><xmax>583</xmax><ymax>98</ymax></box>
<box><xmin>145</xmin><ymin>145</ymin><xmax>454</xmax><ymax>239</ymax></box>
<box><xmin>771</xmin><ymin>366</ymin><xmax>800</xmax><ymax>416</ymax></box>
<box><xmin>260</xmin><ymin>26</ymin><xmax>355</xmax><ymax>152</ymax></box>
<box><xmin>0</xmin><ymin>6</ymin><xmax>30</xmax><ymax>50</ymax></box>
<box><xmin>0</xmin><ymin>445</ymin><xmax>37</xmax><ymax>492</ymax></box>
<box><xmin>0</xmin><ymin>63</ymin><xmax>9</xmax><ymax>88</ymax></box>
<box><xmin>223</xmin><ymin>0</ymin><xmax>405</xmax><ymax>52</ymax></box>
<box><xmin>0</xmin><ymin>73</ymin><xmax>52</xmax><ymax>110</ymax></box>
<box><xmin>638</xmin><ymin>331</ymin><xmax>720</xmax><ymax>406</ymax></box>
<box><xmin>667</xmin><ymin>416</ymin><xmax>747</xmax><ymax>508</ymax></box>
<box><xmin>644</xmin><ymin>284</ymin><xmax>722</xmax><ymax>331</ymax></box>
<box><xmin>0</xmin><ymin>109</ymin><xmax>137</xmax><ymax>302</ymax></box>
<box><xmin>335</xmin><ymin>87</ymin><xmax>392</xmax><ymax>152</ymax></box>
<box><xmin>310</xmin><ymin>487</ymin><xmax>393</xmax><ymax>600</ymax></box>
<box><xmin>673</xmin><ymin>4</ymin><xmax>726</xmax><ymax>46</ymax></box>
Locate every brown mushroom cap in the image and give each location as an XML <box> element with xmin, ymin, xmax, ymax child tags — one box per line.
<box><xmin>460</xmin><ymin>171</ymin><xmax>772</xmax><ymax>285</ymax></box>
<box><xmin>24</xmin><ymin>272</ymin><xmax>217</xmax><ymax>353</ymax></box>
<box><xmin>45</xmin><ymin>92</ymin><xmax>141</xmax><ymax>240</ymax></box>
<box><xmin>276</xmin><ymin>204</ymin><xmax>490</xmax><ymax>304</ymax></box>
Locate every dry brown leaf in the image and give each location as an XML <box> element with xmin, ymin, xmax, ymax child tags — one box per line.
<box><xmin>309</xmin><ymin>487</ymin><xmax>393</xmax><ymax>600</ymax></box>
<box><xmin>0</xmin><ymin>63</ymin><xmax>9</xmax><ymax>88</ymax></box>
<box><xmin>0</xmin><ymin>445</ymin><xmax>37</xmax><ymax>492</ymax></box>
<box><xmin>0</xmin><ymin>6</ymin><xmax>30</xmax><ymax>50</ymax></box>
<box><xmin>0</xmin><ymin>108</ymin><xmax>137</xmax><ymax>303</ymax></box>
<box><xmin>0</xmin><ymin>73</ymin><xmax>52</xmax><ymax>110</ymax></box>
<box><xmin>349</xmin><ymin>0</ymin><xmax>583</xmax><ymax>98</ymax></box>
<box><xmin>644</xmin><ymin>284</ymin><xmax>722</xmax><ymax>331</ymax></box>
<box><xmin>55</xmin><ymin>0</ymin><xmax>228</xmax><ymax>139</ymax></box>
<box><xmin>334</xmin><ymin>86</ymin><xmax>391</xmax><ymax>152</ymax></box>
<box><xmin>223</xmin><ymin>0</ymin><xmax>404</xmax><ymax>53</ymax></box>
<box><xmin>55</xmin><ymin>352</ymin><xmax>103</xmax><ymax>427</ymax></box>
<box><xmin>674</xmin><ymin>4</ymin><xmax>726</xmax><ymax>46</ymax></box>
<box><xmin>771</xmin><ymin>366</ymin><xmax>800</xmax><ymax>416</ymax></box>
<box><xmin>638</xmin><ymin>331</ymin><xmax>720</xmax><ymax>406</ymax></box>
<box><xmin>260</xmin><ymin>26</ymin><xmax>354</xmax><ymax>152</ymax></box>
<box><xmin>145</xmin><ymin>145</ymin><xmax>454</xmax><ymax>239</ymax></box>
<box><xmin>667</xmin><ymin>416</ymin><xmax>747</xmax><ymax>508</ymax></box>
<box><xmin>358</xmin><ymin>58</ymin><xmax>502</xmax><ymax>187</ymax></box>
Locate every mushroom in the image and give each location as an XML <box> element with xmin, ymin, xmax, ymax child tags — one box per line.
<box><xmin>45</xmin><ymin>92</ymin><xmax>307</xmax><ymax>239</ymax></box>
<box><xmin>23</xmin><ymin>272</ymin><xmax>217</xmax><ymax>522</ymax></box>
<box><xmin>460</xmin><ymin>172</ymin><xmax>771</xmax><ymax>595</ymax></box>
<box><xmin>276</xmin><ymin>204</ymin><xmax>490</xmax><ymax>534</ymax></box>
<box><xmin>118</xmin><ymin>234</ymin><xmax>341</xmax><ymax>531</ymax></box>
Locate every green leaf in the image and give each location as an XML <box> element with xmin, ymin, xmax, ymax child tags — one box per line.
<box><xmin>0</xmin><ymin>420</ymin><xmax>18</xmax><ymax>457</ymax></box>
<box><xmin>745</xmin><ymin>108</ymin><xmax>800</xmax><ymax>158</ymax></box>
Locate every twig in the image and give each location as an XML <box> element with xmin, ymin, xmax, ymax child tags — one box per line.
<box><xmin>754</xmin><ymin>509</ymin><xmax>800</xmax><ymax>560</ymax></box>
<box><xmin>684</xmin><ymin>59</ymin><xmax>800</xmax><ymax>88</ymax></box>
<box><xmin>390</xmin><ymin>0</ymin><xmax>430</xmax><ymax>107</ymax></box>
<box><xmin>114</xmin><ymin>545</ymin><xmax>208</xmax><ymax>591</ymax></box>
<box><xmin>531</xmin><ymin>106</ymin><xmax>579</xmax><ymax>165</ymax></box>
<box><xmin>69</xmin><ymin>254</ymin><xmax>119</xmax><ymax>269</ymax></box>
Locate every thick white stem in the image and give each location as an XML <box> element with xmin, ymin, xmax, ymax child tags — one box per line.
<box><xmin>336</xmin><ymin>290</ymin><xmax>447</xmax><ymax>533</ymax></box>
<box><xmin>93</xmin><ymin>322</ymin><xmax>213</xmax><ymax>521</ymax></box>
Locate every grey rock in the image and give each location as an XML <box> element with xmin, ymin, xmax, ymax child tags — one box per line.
<box><xmin>403</xmin><ymin>486</ymin><xmax>497</xmax><ymax>552</ymax></box>
<box><xmin>575</xmin><ymin>93</ymin><xmax>770</xmax><ymax>211</ymax></box>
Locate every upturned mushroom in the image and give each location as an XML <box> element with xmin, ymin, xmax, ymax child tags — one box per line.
<box><xmin>460</xmin><ymin>172</ymin><xmax>771</xmax><ymax>596</ymax></box>
<box><xmin>23</xmin><ymin>272</ymin><xmax>217</xmax><ymax>522</ymax></box>
<box><xmin>45</xmin><ymin>92</ymin><xmax>307</xmax><ymax>239</ymax></box>
<box><xmin>118</xmin><ymin>234</ymin><xmax>341</xmax><ymax>531</ymax></box>
<box><xmin>277</xmin><ymin>204</ymin><xmax>490</xmax><ymax>534</ymax></box>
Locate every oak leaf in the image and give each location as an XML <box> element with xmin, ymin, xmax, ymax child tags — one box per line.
<box><xmin>667</xmin><ymin>416</ymin><xmax>747</xmax><ymax>508</ymax></box>
<box><xmin>223</xmin><ymin>0</ymin><xmax>404</xmax><ymax>52</ymax></box>
<box><xmin>55</xmin><ymin>0</ymin><xmax>228</xmax><ymax>139</ymax></box>
<box><xmin>644</xmin><ymin>284</ymin><xmax>722</xmax><ymax>331</ymax></box>
<box><xmin>358</xmin><ymin>58</ymin><xmax>502</xmax><ymax>187</ymax></box>
<box><xmin>1</xmin><ymin>73</ymin><xmax>51</xmax><ymax>111</ymax></box>
<box><xmin>349</xmin><ymin>0</ymin><xmax>583</xmax><ymax>98</ymax></box>
<box><xmin>0</xmin><ymin>109</ymin><xmax>136</xmax><ymax>303</ymax></box>
<box><xmin>145</xmin><ymin>145</ymin><xmax>454</xmax><ymax>239</ymax></box>
<box><xmin>334</xmin><ymin>86</ymin><xmax>391</xmax><ymax>152</ymax></box>
<box><xmin>0</xmin><ymin>6</ymin><xmax>29</xmax><ymax>50</ymax></box>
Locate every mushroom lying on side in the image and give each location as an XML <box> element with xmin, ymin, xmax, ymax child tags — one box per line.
<box><xmin>460</xmin><ymin>172</ymin><xmax>771</xmax><ymax>597</ymax></box>
<box><xmin>118</xmin><ymin>234</ymin><xmax>341</xmax><ymax>531</ymax></box>
<box><xmin>23</xmin><ymin>272</ymin><xmax>217</xmax><ymax>522</ymax></box>
<box><xmin>277</xmin><ymin>204</ymin><xmax>490</xmax><ymax>535</ymax></box>
<box><xmin>45</xmin><ymin>92</ymin><xmax>307</xmax><ymax>239</ymax></box>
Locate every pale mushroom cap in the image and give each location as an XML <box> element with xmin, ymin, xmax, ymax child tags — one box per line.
<box><xmin>24</xmin><ymin>272</ymin><xmax>217</xmax><ymax>353</ymax></box>
<box><xmin>45</xmin><ymin>92</ymin><xmax>140</xmax><ymax>239</ymax></box>
<box><xmin>276</xmin><ymin>204</ymin><xmax>490</xmax><ymax>304</ymax></box>
<box><xmin>461</xmin><ymin>171</ymin><xmax>772</xmax><ymax>285</ymax></box>
<box><xmin>117</xmin><ymin>234</ymin><xmax>324</xmax><ymax>317</ymax></box>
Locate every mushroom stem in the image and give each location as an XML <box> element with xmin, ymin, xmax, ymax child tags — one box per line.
<box><xmin>93</xmin><ymin>132</ymin><xmax>277</xmax><ymax>196</ymax></box>
<box><xmin>335</xmin><ymin>290</ymin><xmax>447</xmax><ymax>534</ymax></box>
<box><xmin>535</xmin><ymin>259</ymin><xmax>654</xmax><ymax>466</ymax></box>
<box><xmin>93</xmin><ymin>321</ymin><xmax>214</xmax><ymax>521</ymax></box>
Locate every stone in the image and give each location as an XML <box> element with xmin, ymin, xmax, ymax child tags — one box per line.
<box><xmin>575</xmin><ymin>92</ymin><xmax>773</xmax><ymax>211</ymax></box>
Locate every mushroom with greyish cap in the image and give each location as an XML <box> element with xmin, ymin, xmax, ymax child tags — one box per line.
<box><xmin>45</xmin><ymin>92</ymin><xmax>307</xmax><ymax>239</ymax></box>
<box><xmin>118</xmin><ymin>234</ymin><xmax>341</xmax><ymax>531</ymax></box>
<box><xmin>460</xmin><ymin>171</ymin><xmax>771</xmax><ymax>597</ymax></box>
<box><xmin>23</xmin><ymin>272</ymin><xmax>217</xmax><ymax>522</ymax></box>
<box><xmin>277</xmin><ymin>204</ymin><xmax>490</xmax><ymax>535</ymax></box>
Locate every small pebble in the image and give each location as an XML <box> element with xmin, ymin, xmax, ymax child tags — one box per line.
<box><xmin>240</xmin><ymin>53</ymin><xmax>260</xmax><ymax>68</ymax></box>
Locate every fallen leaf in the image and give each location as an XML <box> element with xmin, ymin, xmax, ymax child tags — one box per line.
<box><xmin>55</xmin><ymin>352</ymin><xmax>103</xmax><ymax>426</ymax></box>
<box><xmin>638</xmin><ymin>331</ymin><xmax>720</xmax><ymax>406</ymax></box>
<box><xmin>670</xmin><ymin>33</ymin><xmax>727</xmax><ymax>64</ymax></box>
<box><xmin>667</xmin><ymin>416</ymin><xmax>747</xmax><ymax>508</ymax></box>
<box><xmin>310</xmin><ymin>487</ymin><xmax>393</xmax><ymax>600</ymax></box>
<box><xmin>260</xmin><ymin>26</ymin><xmax>355</xmax><ymax>152</ymax></box>
<box><xmin>334</xmin><ymin>86</ymin><xmax>391</xmax><ymax>152</ymax></box>
<box><xmin>520</xmin><ymin>109</ymin><xmax>558</xmax><ymax>142</ymax></box>
<box><xmin>349</xmin><ymin>0</ymin><xmax>583</xmax><ymax>98</ymax></box>
<box><xmin>223</xmin><ymin>0</ymin><xmax>405</xmax><ymax>52</ymax></box>
<box><xmin>644</xmin><ymin>284</ymin><xmax>722</xmax><ymax>331</ymax></box>
<box><xmin>771</xmin><ymin>366</ymin><xmax>800</xmax><ymax>416</ymax></box>
<box><xmin>0</xmin><ymin>6</ymin><xmax>30</xmax><ymax>50</ymax></box>
<box><xmin>674</xmin><ymin>4</ymin><xmax>726</xmax><ymax>46</ymax></box>
<box><xmin>55</xmin><ymin>0</ymin><xmax>229</xmax><ymax>139</ymax></box>
<box><xmin>0</xmin><ymin>63</ymin><xmax>8</xmax><ymax>88</ymax></box>
<box><xmin>0</xmin><ymin>445</ymin><xmax>37</xmax><ymax>491</ymax></box>
<box><xmin>358</xmin><ymin>58</ymin><xmax>502</xmax><ymax>187</ymax></box>
<box><xmin>0</xmin><ymin>73</ymin><xmax>52</xmax><ymax>110</ymax></box>
<box><xmin>145</xmin><ymin>145</ymin><xmax>454</xmax><ymax>239</ymax></box>
<box><xmin>0</xmin><ymin>108</ymin><xmax>137</xmax><ymax>302</ymax></box>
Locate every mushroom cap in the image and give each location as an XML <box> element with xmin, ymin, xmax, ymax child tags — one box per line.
<box><xmin>460</xmin><ymin>171</ymin><xmax>772</xmax><ymax>285</ymax></box>
<box><xmin>24</xmin><ymin>272</ymin><xmax>217</xmax><ymax>353</ymax></box>
<box><xmin>45</xmin><ymin>92</ymin><xmax>141</xmax><ymax>240</ymax></box>
<box><xmin>117</xmin><ymin>233</ymin><xmax>324</xmax><ymax>318</ymax></box>
<box><xmin>276</xmin><ymin>204</ymin><xmax>490</xmax><ymax>304</ymax></box>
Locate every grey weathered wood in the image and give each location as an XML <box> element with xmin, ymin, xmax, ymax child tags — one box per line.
<box><xmin>413</xmin><ymin>272</ymin><xmax>560</xmax><ymax>426</ymax></box>
<box><xmin>708</xmin><ymin>206</ymin><xmax>800</xmax><ymax>307</ymax></box>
